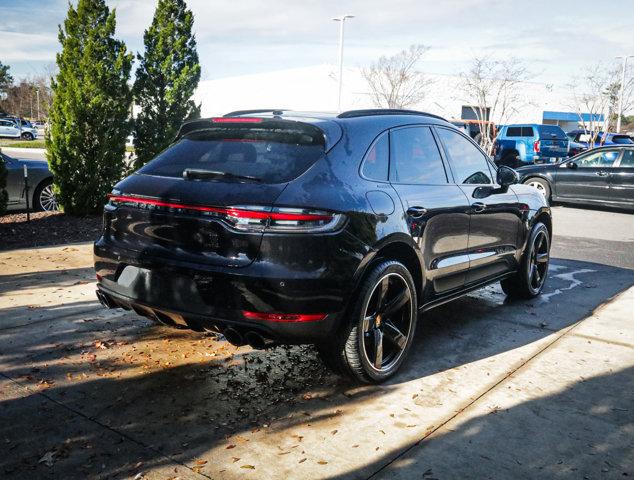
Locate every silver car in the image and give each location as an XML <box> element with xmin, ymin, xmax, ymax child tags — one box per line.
<box><xmin>1</xmin><ymin>152</ymin><xmax>57</xmax><ymax>211</ymax></box>
<box><xmin>0</xmin><ymin>117</ymin><xmax>39</xmax><ymax>141</ymax></box>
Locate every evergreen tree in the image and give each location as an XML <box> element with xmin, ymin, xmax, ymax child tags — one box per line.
<box><xmin>47</xmin><ymin>0</ymin><xmax>132</xmax><ymax>215</ymax></box>
<box><xmin>133</xmin><ymin>0</ymin><xmax>201</xmax><ymax>169</ymax></box>
<box><xmin>0</xmin><ymin>61</ymin><xmax>13</xmax><ymax>95</ymax></box>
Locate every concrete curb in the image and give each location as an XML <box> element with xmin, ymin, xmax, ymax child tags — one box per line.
<box><xmin>0</xmin><ymin>147</ymin><xmax>46</xmax><ymax>155</ymax></box>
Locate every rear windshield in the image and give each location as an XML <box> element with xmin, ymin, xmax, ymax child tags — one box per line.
<box><xmin>612</xmin><ymin>135</ymin><xmax>634</xmax><ymax>144</ymax></box>
<box><xmin>538</xmin><ymin>125</ymin><xmax>566</xmax><ymax>139</ymax></box>
<box><xmin>138</xmin><ymin>126</ymin><xmax>325</xmax><ymax>183</ymax></box>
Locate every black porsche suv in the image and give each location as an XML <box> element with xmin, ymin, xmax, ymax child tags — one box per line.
<box><xmin>95</xmin><ymin>109</ymin><xmax>552</xmax><ymax>383</ymax></box>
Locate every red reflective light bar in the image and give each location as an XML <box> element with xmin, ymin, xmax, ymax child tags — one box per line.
<box><xmin>107</xmin><ymin>195</ymin><xmax>332</xmax><ymax>222</ymax></box>
<box><xmin>242</xmin><ymin>311</ymin><xmax>327</xmax><ymax>322</ymax></box>
<box><xmin>211</xmin><ymin>117</ymin><xmax>262</xmax><ymax>123</ymax></box>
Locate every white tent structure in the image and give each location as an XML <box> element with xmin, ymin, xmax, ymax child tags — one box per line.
<box><xmin>194</xmin><ymin>64</ymin><xmax>586</xmax><ymax>129</ymax></box>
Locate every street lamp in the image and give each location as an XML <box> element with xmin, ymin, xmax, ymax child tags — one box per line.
<box><xmin>615</xmin><ymin>55</ymin><xmax>634</xmax><ymax>133</ymax></box>
<box><xmin>332</xmin><ymin>14</ymin><xmax>354</xmax><ymax>112</ymax></box>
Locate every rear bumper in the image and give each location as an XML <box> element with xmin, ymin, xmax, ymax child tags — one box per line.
<box><xmin>94</xmin><ymin>233</ymin><xmax>366</xmax><ymax>343</ymax></box>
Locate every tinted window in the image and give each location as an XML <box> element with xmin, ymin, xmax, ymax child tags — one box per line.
<box><xmin>506</xmin><ymin>127</ymin><xmax>522</xmax><ymax>137</ymax></box>
<box><xmin>612</xmin><ymin>135</ymin><xmax>634</xmax><ymax>145</ymax></box>
<box><xmin>574</xmin><ymin>149</ymin><xmax>620</xmax><ymax>168</ymax></box>
<box><xmin>437</xmin><ymin>128</ymin><xmax>492</xmax><ymax>184</ymax></box>
<box><xmin>139</xmin><ymin>127</ymin><xmax>325</xmax><ymax>183</ymax></box>
<box><xmin>538</xmin><ymin>125</ymin><xmax>566</xmax><ymax>139</ymax></box>
<box><xmin>521</xmin><ymin>127</ymin><xmax>534</xmax><ymax>136</ymax></box>
<box><xmin>362</xmin><ymin>134</ymin><xmax>389</xmax><ymax>181</ymax></box>
<box><xmin>389</xmin><ymin>127</ymin><xmax>447</xmax><ymax>184</ymax></box>
<box><xmin>619</xmin><ymin>150</ymin><xmax>634</xmax><ymax>167</ymax></box>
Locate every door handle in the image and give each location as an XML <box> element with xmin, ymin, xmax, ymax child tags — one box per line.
<box><xmin>471</xmin><ymin>202</ymin><xmax>486</xmax><ymax>213</ymax></box>
<box><xmin>595</xmin><ymin>171</ymin><xmax>609</xmax><ymax>177</ymax></box>
<box><xmin>406</xmin><ymin>206</ymin><xmax>427</xmax><ymax>218</ymax></box>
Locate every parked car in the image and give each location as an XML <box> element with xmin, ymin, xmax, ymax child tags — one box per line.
<box><xmin>494</xmin><ymin>124</ymin><xmax>569</xmax><ymax>167</ymax></box>
<box><xmin>566</xmin><ymin>130</ymin><xmax>634</xmax><ymax>148</ymax></box>
<box><xmin>94</xmin><ymin>109</ymin><xmax>552</xmax><ymax>383</ymax></box>
<box><xmin>0</xmin><ymin>117</ymin><xmax>39</xmax><ymax>140</ymax></box>
<box><xmin>0</xmin><ymin>151</ymin><xmax>57</xmax><ymax>211</ymax></box>
<box><xmin>517</xmin><ymin>145</ymin><xmax>634</xmax><ymax>211</ymax></box>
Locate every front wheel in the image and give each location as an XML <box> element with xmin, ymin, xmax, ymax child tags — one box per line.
<box><xmin>21</xmin><ymin>132</ymin><xmax>34</xmax><ymax>141</ymax></box>
<box><xmin>501</xmin><ymin>222</ymin><xmax>550</xmax><ymax>299</ymax></box>
<box><xmin>317</xmin><ymin>260</ymin><xmax>417</xmax><ymax>383</ymax></box>
<box><xmin>524</xmin><ymin>177</ymin><xmax>551</xmax><ymax>201</ymax></box>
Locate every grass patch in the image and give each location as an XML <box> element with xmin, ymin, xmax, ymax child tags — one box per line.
<box><xmin>0</xmin><ymin>139</ymin><xmax>46</xmax><ymax>149</ymax></box>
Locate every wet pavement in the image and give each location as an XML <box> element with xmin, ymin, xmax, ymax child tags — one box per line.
<box><xmin>0</xmin><ymin>206</ymin><xmax>633</xmax><ymax>479</ymax></box>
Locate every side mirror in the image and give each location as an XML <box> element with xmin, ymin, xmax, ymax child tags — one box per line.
<box><xmin>566</xmin><ymin>161</ymin><xmax>577</xmax><ymax>169</ymax></box>
<box><xmin>496</xmin><ymin>165</ymin><xmax>519</xmax><ymax>187</ymax></box>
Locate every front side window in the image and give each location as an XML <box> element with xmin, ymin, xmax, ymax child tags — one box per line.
<box><xmin>574</xmin><ymin>149</ymin><xmax>620</xmax><ymax>168</ymax></box>
<box><xmin>389</xmin><ymin>126</ymin><xmax>447</xmax><ymax>184</ymax></box>
<box><xmin>436</xmin><ymin>128</ymin><xmax>492</xmax><ymax>184</ymax></box>
<box><xmin>361</xmin><ymin>134</ymin><xmax>389</xmax><ymax>181</ymax></box>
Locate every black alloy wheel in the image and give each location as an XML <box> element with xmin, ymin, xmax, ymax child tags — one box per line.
<box><xmin>361</xmin><ymin>272</ymin><xmax>413</xmax><ymax>372</ymax></box>
<box><xmin>501</xmin><ymin>222</ymin><xmax>550</xmax><ymax>298</ymax></box>
<box><xmin>318</xmin><ymin>260</ymin><xmax>417</xmax><ymax>383</ymax></box>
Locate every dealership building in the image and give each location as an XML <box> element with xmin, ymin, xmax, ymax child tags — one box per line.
<box><xmin>194</xmin><ymin>64</ymin><xmax>601</xmax><ymax>130</ymax></box>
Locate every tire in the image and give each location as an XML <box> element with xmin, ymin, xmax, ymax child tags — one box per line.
<box><xmin>21</xmin><ymin>132</ymin><xmax>34</xmax><ymax>141</ymax></box>
<box><xmin>317</xmin><ymin>260</ymin><xmax>418</xmax><ymax>383</ymax></box>
<box><xmin>33</xmin><ymin>178</ymin><xmax>58</xmax><ymax>212</ymax></box>
<box><xmin>523</xmin><ymin>177</ymin><xmax>551</xmax><ymax>201</ymax></box>
<box><xmin>501</xmin><ymin>222</ymin><xmax>550</xmax><ymax>299</ymax></box>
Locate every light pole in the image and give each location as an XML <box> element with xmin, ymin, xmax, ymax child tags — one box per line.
<box><xmin>615</xmin><ymin>55</ymin><xmax>633</xmax><ymax>133</ymax></box>
<box><xmin>332</xmin><ymin>14</ymin><xmax>354</xmax><ymax>112</ymax></box>
<box><xmin>35</xmin><ymin>87</ymin><xmax>40</xmax><ymax>121</ymax></box>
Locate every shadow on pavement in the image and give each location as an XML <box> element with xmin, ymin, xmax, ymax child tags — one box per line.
<box><xmin>0</xmin><ymin>257</ymin><xmax>632</xmax><ymax>479</ymax></box>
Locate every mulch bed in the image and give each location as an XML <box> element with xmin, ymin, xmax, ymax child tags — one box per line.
<box><xmin>0</xmin><ymin>211</ymin><xmax>102</xmax><ymax>251</ymax></box>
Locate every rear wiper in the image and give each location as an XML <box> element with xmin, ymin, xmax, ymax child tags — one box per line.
<box><xmin>182</xmin><ymin>169</ymin><xmax>262</xmax><ymax>183</ymax></box>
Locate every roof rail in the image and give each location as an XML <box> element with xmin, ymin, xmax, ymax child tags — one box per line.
<box><xmin>337</xmin><ymin>109</ymin><xmax>447</xmax><ymax>121</ymax></box>
<box><xmin>224</xmin><ymin>109</ymin><xmax>287</xmax><ymax>117</ymax></box>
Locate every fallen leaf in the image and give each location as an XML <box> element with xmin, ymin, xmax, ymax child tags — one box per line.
<box><xmin>318</xmin><ymin>460</ymin><xmax>328</xmax><ymax>465</ymax></box>
<box><xmin>195</xmin><ymin>460</ymin><xmax>207</xmax><ymax>466</ymax></box>
<box><xmin>240</xmin><ymin>465</ymin><xmax>255</xmax><ymax>469</ymax></box>
<box><xmin>226</xmin><ymin>444</ymin><xmax>236</xmax><ymax>449</ymax></box>
<box><xmin>39</xmin><ymin>451</ymin><xmax>55</xmax><ymax>467</ymax></box>
<box><xmin>330</xmin><ymin>430</ymin><xmax>338</xmax><ymax>435</ymax></box>
<box><xmin>298</xmin><ymin>458</ymin><xmax>307</xmax><ymax>463</ymax></box>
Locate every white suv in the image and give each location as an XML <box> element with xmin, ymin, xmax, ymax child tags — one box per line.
<box><xmin>0</xmin><ymin>117</ymin><xmax>39</xmax><ymax>140</ymax></box>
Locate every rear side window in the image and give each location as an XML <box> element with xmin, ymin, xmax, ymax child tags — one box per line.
<box><xmin>506</xmin><ymin>126</ymin><xmax>534</xmax><ymax>137</ymax></box>
<box><xmin>389</xmin><ymin>126</ymin><xmax>447</xmax><ymax>184</ymax></box>
<box><xmin>538</xmin><ymin>125</ymin><xmax>566</xmax><ymax>139</ymax></box>
<box><xmin>138</xmin><ymin>126</ymin><xmax>325</xmax><ymax>184</ymax></box>
<box><xmin>620</xmin><ymin>150</ymin><xmax>634</xmax><ymax>167</ymax></box>
<box><xmin>361</xmin><ymin>134</ymin><xmax>389</xmax><ymax>181</ymax></box>
<box><xmin>436</xmin><ymin>128</ymin><xmax>492</xmax><ymax>184</ymax></box>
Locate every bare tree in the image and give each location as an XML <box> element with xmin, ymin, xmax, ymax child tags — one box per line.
<box><xmin>567</xmin><ymin>63</ymin><xmax>617</xmax><ymax>147</ymax></box>
<box><xmin>362</xmin><ymin>44</ymin><xmax>433</xmax><ymax>109</ymax></box>
<box><xmin>458</xmin><ymin>56</ymin><xmax>531</xmax><ymax>155</ymax></box>
<box><xmin>0</xmin><ymin>74</ymin><xmax>52</xmax><ymax>120</ymax></box>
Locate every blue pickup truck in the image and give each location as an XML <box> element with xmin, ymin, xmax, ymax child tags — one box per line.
<box><xmin>494</xmin><ymin>124</ymin><xmax>569</xmax><ymax>167</ymax></box>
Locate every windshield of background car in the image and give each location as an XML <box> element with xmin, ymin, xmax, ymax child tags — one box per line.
<box><xmin>538</xmin><ymin>125</ymin><xmax>567</xmax><ymax>139</ymax></box>
<box><xmin>138</xmin><ymin>126</ymin><xmax>326</xmax><ymax>183</ymax></box>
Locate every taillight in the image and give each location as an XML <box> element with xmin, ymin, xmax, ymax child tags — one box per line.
<box><xmin>533</xmin><ymin>140</ymin><xmax>540</xmax><ymax>153</ymax></box>
<box><xmin>211</xmin><ymin>117</ymin><xmax>262</xmax><ymax>123</ymax></box>
<box><xmin>242</xmin><ymin>311</ymin><xmax>327</xmax><ymax>322</ymax></box>
<box><xmin>106</xmin><ymin>195</ymin><xmax>344</xmax><ymax>233</ymax></box>
<box><xmin>224</xmin><ymin>206</ymin><xmax>343</xmax><ymax>233</ymax></box>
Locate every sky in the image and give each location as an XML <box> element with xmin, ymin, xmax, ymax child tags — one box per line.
<box><xmin>1</xmin><ymin>0</ymin><xmax>633</xmax><ymax>87</ymax></box>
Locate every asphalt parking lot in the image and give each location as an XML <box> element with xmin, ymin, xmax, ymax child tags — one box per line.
<box><xmin>0</xmin><ymin>205</ymin><xmax>633</xmax><ymax>479</ymax></box>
